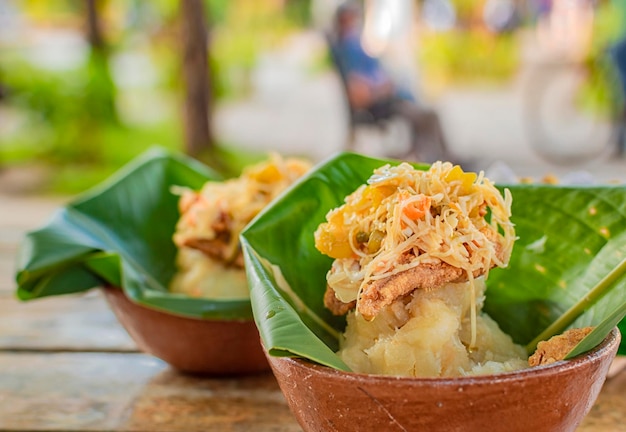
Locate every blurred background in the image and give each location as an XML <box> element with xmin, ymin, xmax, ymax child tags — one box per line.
<box><xmin>1</xmin><ymin>0</ymin><xmax>625</xmax><ymax>195</ymax></box>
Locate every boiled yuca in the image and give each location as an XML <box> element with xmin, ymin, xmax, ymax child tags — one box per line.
<box><xmin>315</xmin><ymin>162</ymin><xmax>527</xmax><ymax>377</ymax></box>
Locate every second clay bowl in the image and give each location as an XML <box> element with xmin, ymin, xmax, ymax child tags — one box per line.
<box><xmin>104</xmin><ymin>287</ymin><xmax>269</xmax><ymax>375</ymax></box>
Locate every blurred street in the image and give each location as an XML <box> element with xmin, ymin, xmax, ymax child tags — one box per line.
<box><xmin>214</xmin><ymin>32</ymin><xmax>626</xmax><ymax>185</ymax></box>
<box><xmin>3</xmin><ymin>65</ymin><xmax>626</xmax><ymax>194</ymax></box>
<box><xmin>216</xmin><ymin>76</ymin><xmax>626</xmax><ymax>182</ymax></box>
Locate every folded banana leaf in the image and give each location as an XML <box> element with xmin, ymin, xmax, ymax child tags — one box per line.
<box><xmin>241</xmin><ymin>152</ymin><xmax>626</xmax><ymax>371</ymax></box>
<box><xmin>16</xmin><ymin>148</ymin><xmax>253</xmax><ymax>320</ymax></box>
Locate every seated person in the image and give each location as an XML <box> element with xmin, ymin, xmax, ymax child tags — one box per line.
<box><xmin>332</xmin><ymin>2</ymin><xmax>450</xmax><ymax>163</ymax></box>
<box><xmin>611</xmin><ymin>34</ymin><xmax>626</xmax><ymax>156</ymax></box>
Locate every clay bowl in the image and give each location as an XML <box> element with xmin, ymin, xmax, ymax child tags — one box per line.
<box><xmin>267</xmin><ymin>328</ymin><xmax>620</xmax><ymax>432</ymax></box>
<box><xmin>102</xmin><ymin>287</ymin><xmax>269</xmax><ymax>375</ymax></box>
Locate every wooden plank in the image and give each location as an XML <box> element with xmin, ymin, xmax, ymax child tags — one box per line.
<box><xmin>607</xmin><ymin>356</ymin><xmax>626</xmax><ymax>378</ymax></box>
<box><xmin>0</xmin><ymin>352</ymin><xmax>300</xmax><ymax>431</ymax></box>
<box><xmin>0</xmin><ymin>194</ymin><xmax>65</xmax><ymax>295</ymax></box>
<box><xmin>578</xmin><ymin>362</ymin><xmax>626</xmax><ymax>431</ymax></box>
<box><xmin>0</xmin><ymin>229</ymin><xmax>24</xmax><ymax>249</ymax></box>
<box><xmin>0</xmin><ymin>250</ymin><xmax>15</xmax><ymax>295</ymax></box>
<box><xmin>0</xmin><ymin>291</ymin><xmax>136</xmax><ymax>352</ymax></box>
<box><xmin>0</xmin><ymin>194</ymin><xmax>65</xmax><ymax>231</ymax></box>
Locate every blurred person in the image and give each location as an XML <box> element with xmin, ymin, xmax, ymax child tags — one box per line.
<box><xmin>610</xmin><ymin>0</ymin><xmax>626</xmax><ymax>156</ymax></box>
<box><xmin>330</xmin><ymin>1</ymin><xmax>450</xmax><ymax>163</ymax></box>
<box><xmin>529</xmin><ymin>0</ymin><xmax>552</xmax><ymax>22</ymax></box>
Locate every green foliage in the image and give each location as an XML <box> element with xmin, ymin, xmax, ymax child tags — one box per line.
<box><xmin>589</xmin><ymin>1</ymin><xmax>623</xmax><ymax>54</ymax></box>
<box><xmin>241</xmin><ymin>153</ymin><xmax>626</xmax><ymax>371</ymax></box>
<box><xmin>204</xmin><ymin>0</ymin><xmax>229</xmax><ymax>24</ymax></box>
<box><xmin>0</xmin><ymin>33</ymin><xmax>202</xmax><ymax>194</ymax></box>
<box><xmin>20</xmin><ymin>0</ymin><xmax>81</xmax><ymax>20</ymax></box>
<box><xmin>1</xmin><ymin>50</ymin><xmax>117</xmax><ymax>165</ymax></box>
<box><xmin>0</xmin><ymin>0</ymin><xmax>312</xmax><ymax>194</ymax></box>
<box><xmin>209</xmin><ymin>1</ymin><xmax>302</xmax><ymax>99</ymax></box>
<box><xmin>419</xmin><ymin>29</ymin><xmax>519</xmax><ymax>87</ymax></box>
<box><xmin>283</xmin><ymin>0</ymin><xmax>312</xmax><ymax>27</ymax></box>
<box><xmin>47</xmin><ymin>121</ymin><xmax>184</xmax><ymax>193</ymax></box>
<box><xmin>575</xmin><ymin>1</ymin><xmax>625</xmax><ymax>118</ymax></box>
<box><xmin>485</xmin><ymin>184</ymin><xmax>626</xmax><ymax>356</ymax></box>
<box><xmin>450</xmin><ymin>0</ymin><xmax>480</xmax><ymax>21</ymax></box>
<box><xmin>575</xmin><ymin>55</ymin><xmax>621</xmax><ymax>120</ymax></box>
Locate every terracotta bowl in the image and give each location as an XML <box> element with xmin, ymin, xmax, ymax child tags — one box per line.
<box><xmin>102</xmin><ymin>287</ymin><xmax>269</xmax><ymax>375</ymax></box>
<box><xmin>267</xmin><ymin>328</ymin><xmax>620</xmax><ymax>432</ymax></box>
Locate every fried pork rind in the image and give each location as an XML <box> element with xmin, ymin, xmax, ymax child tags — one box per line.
<box><xmin>528</xmin><ymin>327</ymin><xmax>594</xmax><ymax>367</ymax></box>
<box><xmin>324</xmin><ymin>285</ymin><xmax>356</xmax><ymax>316</ymax></box>
<box><xmin>173</xmin><ymin>155</ymin><xmax>310</xmax><ymax>268</ymax></box>
<box><xmin>357</xmin><ymin>261</ymin><xmax>465</xmax><ymax>320</ymax></box>
<box><xmin>315</xmin><ymin>162</ymin><xmax>515</xmax><ymax>320</ymax></box>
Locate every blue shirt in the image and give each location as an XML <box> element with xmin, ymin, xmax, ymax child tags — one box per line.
<box><xmin>335</xmin><ymin>30</ymin><xmax>388</xmax><ymax>86</ymax></box>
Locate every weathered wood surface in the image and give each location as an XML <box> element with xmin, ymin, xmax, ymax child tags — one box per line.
<box><xmin>1</xmin><ymin>237</ymin><xmax>20</xmax><ymax>294</ymax></box>
<box><xmin>0</xmin><ymin>352</ymin><xmax>300</xmax><ymax>431</ymax></box>
<box><xmin>0</xmin><ymin>291</ymin><xmax>136</xmax><ymax>352</ymax></box>
<box><xmin>578</xmin><ymin>367</ymin><xmax>626</xmax><ymax>432</ymax></box>
<box><xmin>0</xmin><ymin>252</ymin><xmax>15</xmax><ymax>294</ymax></box>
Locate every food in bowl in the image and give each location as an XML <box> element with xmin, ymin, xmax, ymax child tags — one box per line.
<box><xmin>13</xmin><ymin>149</ymin><xmax>309</xmax><ymax>374</ymax></box>
<box><xmin>170</xmin><ymin>154</ymin><xmax>310</xmax><ymax>299</ymax></box>
<box><xmin>266</xmin><ymin>328</ymin><xmax>620</xmax><ymax>432</ymax></box>
<box><xmin>241</xmin><ymin>152</ymin><xmax>625</xmax><ymax>430</ymax></box>
<box><xmin>313</xmin><ymin>161</ymin><xmax>585</xmax><ymax>377</ymax></box>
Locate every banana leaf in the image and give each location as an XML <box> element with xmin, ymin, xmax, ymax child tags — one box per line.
<box><xmin>241</xmin><ymin>152</ymin><xmax>626</xmax><ymax>372</ymax></box>
<box><xmin>15</xmin><ymin>148</ymin><xmax>253</xmax><ymax>320</ymax></box>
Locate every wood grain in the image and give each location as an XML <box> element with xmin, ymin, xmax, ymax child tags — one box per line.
<box><xmin>0</xmin><ymin>291</ymin><xmax>136</xmax><ymax>352</ymax></box>
<box><xmin>0</xmin><ymin>352</ymin><xmax>300</xmax><ymax>431</ymax></box>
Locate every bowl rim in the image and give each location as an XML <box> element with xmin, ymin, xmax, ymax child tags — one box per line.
<box><xmin>102</xmin><ymin>285</ymin><xmax>254</xmax><ymax>323</ymax></box>
<box><xmin>269</xmin><ymin>327</ymin><xmax>621</xmax><ymax>385</ymax></box>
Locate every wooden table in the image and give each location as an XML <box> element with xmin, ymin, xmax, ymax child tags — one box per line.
<box><xmin>1</xmin><ymin>194</ymin><xmax>625</xmax><ymax>431</ymax></box>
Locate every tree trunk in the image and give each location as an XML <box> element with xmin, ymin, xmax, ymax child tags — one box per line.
<box><xmin>86</xmin><ymin>0</ymin><xmax>105</xmax><ymax>51</ymax></box>
<box><xmin>82</xmin><ymin>0</ymin><xmax>116</xmax><ymax>163</ymax></box>
<box><xmin>180</xmin><ymin>0</ymin><xmax>213</xmax><ymax>157</ymax></box>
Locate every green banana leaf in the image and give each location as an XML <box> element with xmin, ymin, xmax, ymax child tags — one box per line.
<box><xmin>16</xmin><ymin>148</ymin><xmax>253</xmax><ymax>320</ymax></box>
<box><xmin>241</xmin><ymin>152</ymin><xmax>626</xmax><ymax>372</ymax></box>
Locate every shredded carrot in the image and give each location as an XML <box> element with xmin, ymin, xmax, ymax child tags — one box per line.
<box><xmin>402</xmin><ymin>194</ymin><xmax>431</xmax><ymax>220</ymax></box>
